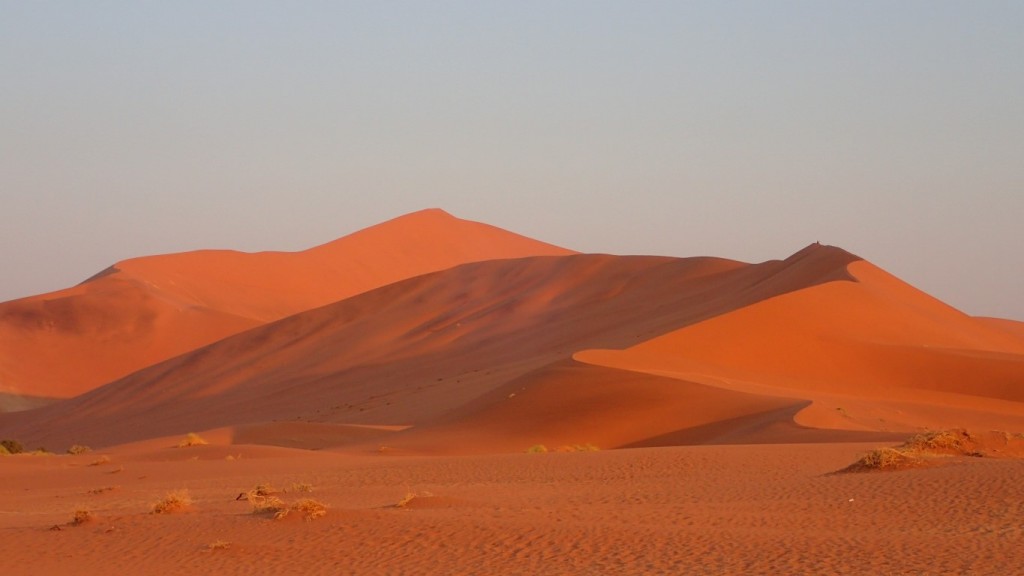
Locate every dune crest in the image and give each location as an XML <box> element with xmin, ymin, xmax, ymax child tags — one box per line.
<box><xmin>0</xmin><ymin>209</ymin><xmax>573</xmax><ymax>400</ymax></box>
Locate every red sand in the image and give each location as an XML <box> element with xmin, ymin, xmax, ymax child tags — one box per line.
<box><xmin>1</xmin><ymin>212</ymin><xmax>1022</xmax><ymax>574</ymax></box>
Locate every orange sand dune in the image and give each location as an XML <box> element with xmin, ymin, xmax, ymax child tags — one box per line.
<box><xmin>0</xmin><ymin>209</ymin><xmax>573</xmax><ymax>400</ymax></box>
<box><xmin>978</xmin><ymin>316</ymin><xmax>1024</xmax><ymax>340</ymax></box>
<box><xmin>577</xmin><ymin>259</ymin><xmax>1024</xmax><ymax>433</ymax></box>
<box><xmin>378</xmin><ymin>360</ymin><xmax>901</xmax><ymax>454</ymax></box>
<box><xmin>0</xmin><ymin>245</ymin><xmax>868</xmax><ymax>450</ymax></box>
<box><xmin>2</xmin><ymin>216</ymin><xmax>1024</xmax><ymax>575</ymax></box>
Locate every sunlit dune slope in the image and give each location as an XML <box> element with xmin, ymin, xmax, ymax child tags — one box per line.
<box><xmin>577</xmin><ymin>260</ymin><xmax>1024</xmax><ymax>432</ymax></box>
<box><xmin>0</xmin><ymin>245</ymin><xmax>863</xmax><ymax>450</ymax></box>
<box><xmin>0</xmin><ymin>209</ymin><xmax>573</xmax><ymax>399</ymax></box>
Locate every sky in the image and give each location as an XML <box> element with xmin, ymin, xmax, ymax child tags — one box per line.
<box><xmin>2</xmin><ymin>1</ymin><xmax>1022</xmax><ymax>319</ymax></box>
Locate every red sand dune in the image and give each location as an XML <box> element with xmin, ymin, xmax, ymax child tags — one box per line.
<box><xmin>2</xmin><ymin>213</ymin><xmax>1024</xmax><ymax>575</ymax></box>
<box><xmin>0</xmin><ymin>209</ymin><xmax>573</xmax><ymax>401</ymax></box>
<box><xmin>577</xmin><ymin>259</ymin><xmax>1024</xmax><ymax>434</ymax></box>
<box><xmin>0</xmin><ymin>215</ymin><xmax>1021</xmax><ymax>453</ymax></box>
<box><xmin>0</xmin><ymin>242</ymin><xmax>944</xmax><ymax>452</ymax></box>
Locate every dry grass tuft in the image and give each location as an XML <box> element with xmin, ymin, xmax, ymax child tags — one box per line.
<box><xmin>208</xmin><ymin>540</ymin><xmax>231</xmax><ymax>550</ymax></box>
<box><xmin>904</xmin><ymin>428</ymin><xmax>971</xmax><ymax>452</ymax></box>
<box><xmin>177</xmin><ymin>433</ymin><xmax>208</xmax><ymax>448</ymax></box>
<box><xmin>286</xmin><ymin>482</ymin><xmax>314</xmax><ymax>493</ymax></box>
<box><xmin>71</xmin><ymin>509</ymin><xmax>94</xmax><ymax>525</ymax></box>
<box><xmin>87</xmin><ymin>485</ymin><xmax>120</xmax><ymax>495</ymax></box>
<box><xmin>556</xmin><ymin>443</ymin><xmax>600</xmax><ymax>453</ymax></box>
<box><xmin>249</xmin><ymin>494</ymin><xmax>288</xmax><ymax>516</ymax></box>
<box><xmin>67</xmin><ymin>444</ymin><xmax>92</xmax><ymax>455</ymax></box>
<box><xmin>839</xmin><ymin>429</ymin><xmax>997</xmax><ymax>473</ymax></box>
<box><xmin>248</xmin><ymin>492</ymin><xmax>327</xmax><ymax>521</ymax></box>
<box><xmin>291</xmin><ymin>498</ymin><xmax>328</xmax><ymax>521</ymax></box>
<box><xmin>857</xmin><ymin>447</ymin><xmax>922</xmax><ymax>470</ymax></box>
<box><xmin>526</xmin><ymin>444</ymin><xmax>548</xmax><ymax>454</ymax></box>
<box><xmin>151</xmin><ymin>489</ymin><xmax>192</xmax><ymax>514</ymax></box>
<box><xmin>0</xmin><ymin>439</ymin><xmax>23</xmax><ymax>454</ymax></box>
<box><xmin>395</xmin><ymin>492</ymin><xmax>418</xmax><ymax>508</ymax></box>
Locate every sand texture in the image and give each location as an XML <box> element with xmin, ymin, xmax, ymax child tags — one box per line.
<box><xmin>1</xmin><ymin>211</ymin><xmax>1022</xmax><ymax>574</ymax></box>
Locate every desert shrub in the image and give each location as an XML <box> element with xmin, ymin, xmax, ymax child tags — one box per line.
<box><xmin>291</xmin><ymin>498</ymin><xmax>328</xmax><ymax>521</ymax></box>
<box><xmin>905</xmin><ymin>429</ymin><xmax>970</xmax><ymax>452</ymax></box>
<box><xmin>1</xmin><ymin>439</ymin><xmax>23</xmax><ymax>454</ymax></box>
<box><xmin>395</xmin><ymin>492</ymin><xmax>417</xmax><ymax>508</ymax></box>
<box><xmin>71</xmin><ymin>509</ymin><xmax>94</xmax><ymax>525</ymax></box>
<box><xmin>249</xmin><ymin>494</ymin><xmax>288</xmax><ymax>516</ymax></box>
<box><xmin>67</xmin><ymin>444</ymin><xmax>92</xmax><ymax>455</ymax></box>
<box><xmin>0</xmin><ymin>445</ymin><xmax>8</xmax><ymax>456</ymax></box>
<box><xmin>152</xmin><ymin>489</ymin><xmax>192</xmax><ymax>514</ymax></box>
<box><xmin>87</xmin><ymin>485</ymin><xmax>119</xmax><ymax>495</ymax></box>
<box><xmin>856</xmin><ymin>447</ymin><xmax>920</xmax><ymax>470</ymax></box>
<box><xmin>177</xmin><ymin>433</ymin><xmax>208</xmax><ymax>448</ymax></box>
<box><xmin>556</xmin><ymin>443</ymin><xmax>600</xmax><ymax>453</ymax></box>
<box><xmin>208</xmin><ymin>540</ymin><xmax>230</xmax><ymax>550</ymax></box>
<box><xmin>526</xmin><ymin>444</ymin><xmax>548</xmax><ymax>454</ymax></box>
<box><xmin>287</xmin><ymin>482</ymin><xmax>314</xmax><ymax>493</ymax></box>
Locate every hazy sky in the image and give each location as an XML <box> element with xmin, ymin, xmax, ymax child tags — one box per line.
<box><xmin>2</xmin><ymin>2</ymin><xmax>1022</xmax><ymax>319</ymax></box>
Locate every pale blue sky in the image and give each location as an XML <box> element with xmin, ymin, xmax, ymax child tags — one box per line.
<box><xmin>2</xmin><ymin>1</ymin><xmax>1022</xmax><ymax>319</ymax></box>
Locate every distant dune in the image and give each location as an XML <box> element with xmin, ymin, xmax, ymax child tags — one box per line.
<box><xmin>0</xmin><ymin>209</ymin><xmax>573</xmax><ymax>400</ymax></box>
<box><xmin>0</xmin><ymin>211</ymin><xmax>1022</xmax><ymax>454</ymax></box>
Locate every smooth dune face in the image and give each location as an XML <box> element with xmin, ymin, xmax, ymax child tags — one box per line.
<box><xmin>577</xmin><ymin>260</ymin><xmax>1024</xmax><ymax>433</ymax></box>
<box><xmin>0</xmin><ymin>209</ymin><xmax>574</xmax><ymax>400</ymax></box>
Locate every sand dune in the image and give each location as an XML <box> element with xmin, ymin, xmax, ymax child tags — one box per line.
<box><xmin>0</xmin><ymin>209</ymin><xmax>573</xmax><ymax>400</ymax></box>
<box><xmin>0</xmin><ymin>244</ymin><xmax>875</xmax><ymax>450</ymax></box>
<box><xmin>1</xmin><ymin>213</ymin><xmax>1023</xmax><ymax>575</ymax></box>
<box><xmin>577</xmin><ymin>259</ymin><xmax>1024</xmax><ymax>433</ymax></box>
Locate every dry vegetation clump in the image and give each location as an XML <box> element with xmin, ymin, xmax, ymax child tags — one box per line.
<box><xmin>71</xmin><ymin>509</ymin><xmax>94</xmax><ymax>526</ymax></box>
<box><xmin>287</xmin><ymin>482</ymin><xmax>314</xmax><ymax>493</ymax></box>
<box><xmin>152</xmin><ymin>489</ymin><xmax>192</xmax><ymax>514</ymax></box>
<box><xmin>395</xmin><ymin>490</ymin><xmax>434</xmax><ymax>509</ymax></box>
<box><xmin>249</xmin><ymin>494</ymin><xmax>288</xmax><ymax>517</ymax></box>
<box><xmin>395</xmin><ymin>492</ymin><xmax>418</xmax><ymax>508</ymax></box>
<box><xmin>527</xmin><ymin>443</ymin><xmax>600</xmax><ymax>453</ymax></box>
<box><xmin>89</xmin><ymin>455</ymin><xmax>112</xmax><ymax>466</ymax></box>
<box><xmin>1</xmin><ymin>439</ymin><xmax>23</xmax><ymax>454</ymax></box>
<box><xmin>847</xmin><ymin>447</ymin><xmax>923</xmax><ymax>472</ymax></box>
<box><xmin>245</xmin><ymin>488</ymin><xmax>327</xmax><ymax>521</ymax></box>
<box><xmin>840</xmin><ymin>428</ymin><xmax>996</xmax><ymax>473</ymax></box>
<box><xmin>290</xmin><ymin>498</ymin><xmax>328</xmax><ymax>521</ymax></box>
<box><xmin>208</xmin><ymin>540</ymin><xmax>231</xmax><ymax>550</ymax></box>
<box><xmin>66</xmin><ymin>444</ymin><xmax>92</xmax><ymax>455</ymax></box>
<box><xmin>86</xmin><ymin>485</ymin><xmax>119</xmax><ymax>495</ymax></box>
<box><xmin>904</xmin><ymin>429</ymin><xmax>972</xmax><ymax>452</ymax></box>
<box><xmin>177</xmin><ymin>433</ymin><xmax>208</xmax><ymax>448</ymax></box>
<box><xmin>556</xmin><ymin>443</ymin><xmax>600</xmax><ymax>453</ymax></box>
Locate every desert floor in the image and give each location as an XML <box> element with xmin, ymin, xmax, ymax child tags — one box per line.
<box><xmin>2</xmin><ymin>440</ymin><xmax>1022</xmax><ymax>575</ymax></box>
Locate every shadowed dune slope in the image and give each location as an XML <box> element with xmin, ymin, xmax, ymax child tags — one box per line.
<box><xmin>0</xmin><ymin>209</ymin><xmax>573</xmax><ymax>399</ymax></box>
<box><xmin>0</xmin><ymin>245</ymin><xmax>866</xmax><ymax>450</ymax></box>
<box><xmin>372</xmin><ymin>360</ymin><xmax>903</xmax><ymax>454</ymax></box>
